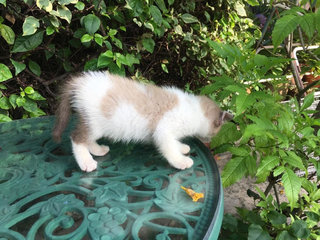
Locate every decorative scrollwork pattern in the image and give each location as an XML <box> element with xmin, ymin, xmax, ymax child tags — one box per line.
<box><xmin>0</xmin><ymin>116</ymin><xmax>221</xmax><ymax>239</ymax></box>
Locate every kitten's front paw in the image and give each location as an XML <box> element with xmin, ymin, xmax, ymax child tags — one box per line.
<box><xmin>170</xmin><ymin>156</ymin><xmax>194</xmax><ymax>170</ymax></box>
<box><xmin>180</xmin><ymin>144</ymin><xmax>191</xmax><ymax>155</ymax></box>
<box><xmin>78</xmin><ymin>158</ymin><xmax>98</xmax><ymax>172</ymax></box>
<box><xmin>89</xmin><ymin>144</ymin><xmax>110</xmax><ymax>156</ymax></box>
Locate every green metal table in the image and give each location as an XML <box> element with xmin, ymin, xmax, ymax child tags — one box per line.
<box><xmin>0</xmin><ymin>116</ymin><xmax>223</xmax><ymax>240</ymax></box>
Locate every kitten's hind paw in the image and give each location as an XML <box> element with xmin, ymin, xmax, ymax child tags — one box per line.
<box><xmin>78</xmin><ymin>158</ymin><xmax>98</xmax><ymax>172</ymax></box>
<box><xmin>170</xmin><ymin>156</ymin><xmax>194</xmax><ymax>170</ymax></box>
<box><xmin>89</xmin><ymin>143</ymin><xmax>110</xmax><ymax>156</ymax></box>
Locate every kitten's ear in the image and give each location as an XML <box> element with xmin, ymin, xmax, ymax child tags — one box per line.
<box><xmin>220</xmin><ymin>111</ymin><xmax>233</xmax><ymax>123</ymax></box>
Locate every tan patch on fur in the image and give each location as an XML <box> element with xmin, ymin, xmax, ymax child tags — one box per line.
<box><xmin>199</xmin><ymin>96</ymin><xmax>222</xmax><ymax>136</ymax></box>
<box><xmin>101</xmin><ymin>73</ymin><xmax>178</xmax><ymax>130</ymax></box>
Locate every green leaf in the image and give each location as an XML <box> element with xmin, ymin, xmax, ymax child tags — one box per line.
<box><xmin>97</xmin><ymin>51</ymin><xmax>113</xmax><ymax>68</ymax></box>
<box><xmin>81</xmin><ymin>33</ymin><xmax>93</xmax><ymax>43</ymax></box>
<box><xmin>0</xmin><ymin>0</ymin><xmax>6</xmax><ymax>6</ymax></box>
<box><xmin>0</xmin><ymin>24</ymin><xmax>15</xmax><ymax>44</ymax></box>
<box><xmin>283</xmin><ymin>151</ymin><xmax>305</xmax><ymax>170</ymax></box>
<box><xmin>211</xmin><ymin>122</ymin><xmax>241</xmax><ymax>148</ymax></box>
<box><xmin>12</xmin><ymin>31</ymin><xmax>44</xmax><ymax>53</ymax></box>
<box><xmin>9</xmin><ymin>94</ymin><xmax>18</xmax><ymax>108</ymax></box>
<box><xmin>22</xmin><ymin>16</ymin><xmax>40</xmax><ymax>36</ymax></box>
<box><xmin>10</xmin><ymin>59</ymin><xmax>26</xmax><ymax>76</ymax></box>
<box><xmin>289</xmin><ymin>220</ymin><xmax>310</xmax><ymax>238</ymax></box>
<box><xmin>126</xmin><ymin>0</ymin><xmax>145</xmax><ymax>16</ymax></box>
<box><xmin>282</xmin><ymin>168</ymin><xmax>301</xmax><ymax>209</ymax></box>
<box><xmin>0</xmin><ymin>114</ymin><xmax>12</xmax><ymax>122</ymax></box>
<box><xmin>161</xmin><ymin>63</ymin><xmax>168</xmax><ymax>73</ymax></box>
<box><xmin>155</xmin><ymin>0</ymin><xmax>167</xmax><ymax>13</ymax></box>
<box><xmin>24</xmin><ymin>86</ymin><xmax>35</xmax><ymax>95</ymax></box>
<box><xmin>168</xmin><ymin>0</ymin><xmax>174</xmax><ymax>5</ymax></box>
<box><xmin>51</xmin><ymin>5</ymin><xmax>72</xmax><ymax>23</ymax></box>
<box><xmin>74</xmin><ymin>1</ymin><xmax>84</xmax><ymax>10</ymax></box>
<box><xmin>277</xmin><ymin>231</ymin><xmax>296</xmax><ymax>240</ymax></box>
<box><xmin>299</xmin><ymin>13</ymin><xmax>315</xmax><ymax>39</ymax></box>
<box><xmin>46</xmin><ymin>26</ymin><xmax>55</xmax><ymax>35</ymax></box>
<box><xmin>36</xmin><ymin>0</ymin><xmax>53</xmax><ymax>12</ymax></box>
<box><xmin>300</xmin><ymin>92</ymin><xmax>314</xmax><ymax>111</ymax></box>
<box><xmin>0</xmin><ymin>97</ymin><xmax>10</xmax><ymax>110</ymax></box>
<box><xmin>305</xmin><ymin>211</ymin><xmax>320</xmax><ymax>222</ymax></box>
<box><xmin>16</xmin><ymin>96</ymin><xmax>26</xmax><ymax>107</ymax></box>
<box><xmin>149</xmin><ymin>5</ymin><xmax>162</xmax><ymax>26</ymax></box>
<box><xmin>22</xmin><ymin>98</ymin><xmax>38</xmax><ymax>113</ymax></box>
<box><xmin>248</xmin><ymin>224</ymin><xmax>272</xmax><ymax>240</ymax></box>
<box><xmin>94</xmin><ymin>33</ymin><xmax>103</xmax><ymax>46</ymax></box>
<box><xmin>181</xmin><ymin>13</ymin><xmax>198</xmax><ymax>24</ymax></box>
<box><xmin>256</xmin><ymin>156</ymin><xmax>279</xmax><ymax>183</ymax></box>
<box><xmin>82</xmin><ymin>14</ymin><xmax>101</xmax><ymax>35</ymax></box>
<box><xmin>142</xmin><ymin>38</ymin><xmax>155</xmax><ymax>53</ymax></box>
<box><xmin>58</xmin><ymin>0</ymin><xmax>78</xmax><ymax>5</ymax></box>
<box><xmin>27</xmin><ymin>91</ymin><xmax>46</xmax><ymax>101</ymax></box>
<box><xmin>236</xmin><ymin>93</ymin><xmax>255</xmax><ymax>115</ymax></box>
<box><xmin>28</xmin><ymin>60</ymin><xmax>41</xmax><ymax>76</ymax></box>
<box><xmin>0</xmin><ymin>64</ymin><xmax>13</xmax><ymax>82</ymax></box>
<box><xmin>272</xmin><ymin>14</ymin><xmax>301</xmax><ymax>49</ymax></box>
<box><xmin>267</xmin><ymin>211</ymin><xmax>286</xmax><ymax>225</ymax></box>
<box><xmin>273</xmin><ymin>166</ymin><xmax>285</xmax><ymax>177</ymax></box>
<box><xmin>222</xmin><ymin>157</ymin><xmax>247</xmax><ymax>187</ymax></box>
<box><xmin>246</xmin><ymin>0</ymin><xmax>259</xmax><ymax>6</ymax></box>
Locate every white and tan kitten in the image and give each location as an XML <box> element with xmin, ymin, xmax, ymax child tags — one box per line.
<box><xmin>53</xmin><ymin>71</ymin><xmax>232</xmax><ymax>172</ymax></box>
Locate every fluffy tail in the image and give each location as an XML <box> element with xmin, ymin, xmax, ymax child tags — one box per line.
<box><xmin>52</xmin><ymin>85</ymin><xmax>72</xmax><ymax>142</ymax></box>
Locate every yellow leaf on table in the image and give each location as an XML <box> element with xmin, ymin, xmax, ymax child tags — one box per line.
<box><xmin>181</xmin><ymin>186</ymin><xmax>204</xmax><ymax>202</ymax></box>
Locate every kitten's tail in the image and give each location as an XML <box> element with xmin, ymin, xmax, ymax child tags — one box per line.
<box><xmin>52</xmin><ymin>82</ymin><xmax>73</xmax><ymax>143</ymax></box>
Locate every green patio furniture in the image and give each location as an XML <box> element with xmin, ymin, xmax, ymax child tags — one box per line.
<box><xmin>0</xmin><ymin>116</ymin><xmax>223</xmax><ymax>240</ymax></box>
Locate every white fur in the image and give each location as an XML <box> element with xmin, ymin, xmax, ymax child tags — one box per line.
<box><xmin>68</xmin><ymin>71</ymin><xmax>216</xmax><ymax>172</ymax></box>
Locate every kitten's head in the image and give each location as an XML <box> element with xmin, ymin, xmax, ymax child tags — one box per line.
<box><xmin>198</xmin><ymin>96</ymin><xmax>233</xmax><ymax>143</ymax></box>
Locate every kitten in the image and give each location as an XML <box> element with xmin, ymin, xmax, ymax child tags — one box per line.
<box><xmin>53</xmin><ymin>71</ymin><xmax>233</xmax><ymax>172</ymax></box>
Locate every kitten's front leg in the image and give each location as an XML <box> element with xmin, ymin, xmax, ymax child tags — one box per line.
<box><xmin>179</xmin><ymin>143</ymin><xmax>190</xmax><ymax>155</ymax></box>
<box><xmin>71</xmin><ymin>140</ymin><xmax>97</xmax><ymax>172</ymax></box>
<box><xmin>154</xmin><ymin>133</ymin><xmax>193</xmax><ymax>170</ymax></box>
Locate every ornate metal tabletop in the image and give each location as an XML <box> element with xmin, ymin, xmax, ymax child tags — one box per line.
<box><xmin>0</xmin><ymin>116</ymin><xmax>223</xmax><ymax>240</ymax></box>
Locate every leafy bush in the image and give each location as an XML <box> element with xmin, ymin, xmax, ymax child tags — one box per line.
<box><xmin>0</xmin><ymin>0</ymin><xmax>258</xmax><ymax>121</ymax></box>
<box><xmin>207</xmin><ymin>4</ymin><xmax>320</xmax><ymax>239</ymax></box>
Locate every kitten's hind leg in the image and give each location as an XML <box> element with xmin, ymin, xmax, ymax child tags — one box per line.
<box><xmin>71</xmin><ymin>118</ymin><xmax>97</xmax><ymax>172</ymax></box>
<box><xmin>88</xmin><ymin>142</ymin><xmax>110</xmax><ymax>156</ymax></box>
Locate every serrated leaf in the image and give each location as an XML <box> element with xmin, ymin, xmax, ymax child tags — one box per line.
<box><xmin>236</xmin><ymin>93</ymin><xmax>255</xmax><ymax>115</ymax></box>
<box><xmin>256</xmin><ymin>156</ymin><xmax>279</xmax><ymax>183</ymax></box>
<box><xmin>0</xmin><ymin>24</ymin><xmax>15</xmax><ymax>44</ymax></box>
<box><xmin>248</xmin><ymin>224</ymin><xmax>272</xmax><ymax>240</ymax></box>
<box><xmin>0</xmin><ymin>64</ymin><xmax>13</xmax><ymax>82</ymax></box>
<box><xmin>23</xmin><ymin>16</ymin><xmax>40</xmax><ymax>36</ymax></box>
<box><xmin>10</xmin><ymin>59</ymin><xmax>26</xmax><ymax>76</ymax></box>
<box><xmin>299</xmin><ymin>13</ymin><xmax>315</xmax><ymax>39</ymax></box>
<box><xmin>28</xmin><ymin>60</ymin><xmax>41</xmax><ymax>76</ymax></box>
<box><xmin>222</xmin><ymin>157</ymin><xmax>247</xmax><ymax>187</ymax></box>
<box><xmin>267</xmin><ymin>211</ymin><xmax>287</xmax><ymax>225</ymax></box>
<box><xmin>289</xmin><ymin>220</ymin><xmax>310</xmax><ymax>238</ymax></box>
<box><xmin>272</xmin><ymin>14</ymin><xmax>301</xmax><ymax>49</ymax></box>
<box><xmin>282</xmin><ymin>168</ymin><xmax>301</xmax><ymax>209</ymax></box>
<box><xmin>12</xmin><ymin>31</ymin><xmax>44</xmax><ymax>53</ymax></box>
<box><xmin>36</xmin><ymin>0</ymin><xmax>52</xmax><ymax>12</ymax></box>
<box><xmin>273</xmin><ymin>165</ymin><xmax>285</xmax><ymax>177</ymax></box>
<box><xmin>283</xmin><ymin>151</ymin><xmax>305</xmax><ymax>170</ymax></box>
<box><xmin>181</xmin><ymin>13</ymin><xmax>198</xmax><ymax>23</ymax></box>
<box><xmin>142</xmin><ymin>38</ymin><xmax>155</xmax><ymax>53</ymax></box>
<box><xmin>82</xmin><ymin>14</ymin><xmax>100</xmax><ymax>35</ymax></box>
<box><xmin>149</xmin><ymin>5</ymin><xmax>162</xmax><ymax>26</ymax></box>
<box><xmin>300</xmin><ymin>92</ymin><xmax>314</xmax><ymax>111</ymax></box>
